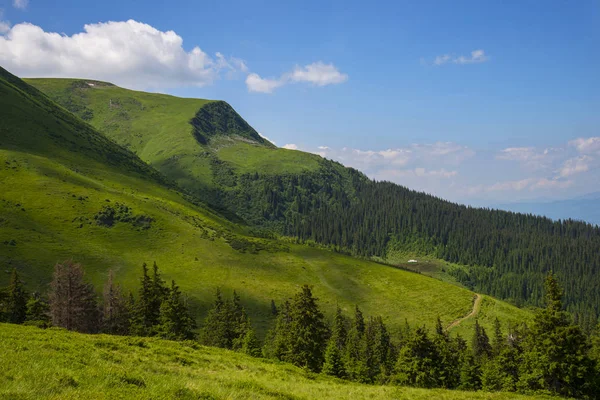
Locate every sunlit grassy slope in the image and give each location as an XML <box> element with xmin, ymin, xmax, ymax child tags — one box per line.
<box><xmin>0</xmin><ymin>69</ymin><xmax>531</xmax><ymax>337</ymax></box>
<box><xmin>0</xmin><ymin>324</ymin><xmax>551</xmax><ymax>400</ymax></box>
<box><xmin>24</xmin><ymin>78</ymin><xmax>318</xmax><ymax>193</ymax></box>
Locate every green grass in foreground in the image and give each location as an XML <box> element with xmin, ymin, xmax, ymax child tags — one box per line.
<box><xmin>0</xmin><ymin>323</ymin><xmax>553</xmax><ymax>400</ymax></box>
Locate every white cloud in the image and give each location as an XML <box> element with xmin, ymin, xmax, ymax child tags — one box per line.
<box><xmin>13</xmin><ymin>0</ymin><xmax>28</xmax><ymax>10</ymax></box>
<box><xmin>246</xmin><ymin>62</ymin><xmax>348</xmax><ymax>93</ymax></box>
<box><xmin>282</xmin><ymin>143</ymin><xmax>298</xmax><ymax>150</ymax></box>
<box><xmin>558</xmin><ymin>156</ymin><xmax>593</xmax><ymax>177</ymax></box>
<box><xmin>496</xmin><ymin>146</ymin><xmax>560</xmax><ymax>170</ymax></box>
<box><xmin>246</xmin><ymin>73</ymin><xmax>285</xmax><ymax>94</ymax></box>
<box><xmin>0</xmin><ymin>20</ymin><xmax>246</xmax><ymax>89</ymax></box>
<box><xmin>469</xmin><ymin>177</ymin><xmax>572</xmax><ymax>195</ymax></box>
<box><xmin>569</xmin><ymin>137</ymin><xmax>600</xmax><ymax>154</ymax></box>
<box><xmin>433</xmin><ymin>49</ymin><xmax>489</xmax><ymax>66</ymax></box>
<box><xmin>289</xmin><ymin>62</ymin><xmax>348</xmax><ymax>86</ymax></box>
<box><xmin>317</xmin><ymin>146</ymin><xmax>330</xmax><ymax>150</ymax></box>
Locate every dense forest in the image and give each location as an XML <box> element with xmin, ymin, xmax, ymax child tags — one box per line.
<box><xmin>1</xmin><ymin>263</ymin><xmax>599</xmax><ymax>398</ymax></box>
<box><xmin>214</xmin><ymin>161</ymin><xmax>600</xmax><ymax>328</ymax></box>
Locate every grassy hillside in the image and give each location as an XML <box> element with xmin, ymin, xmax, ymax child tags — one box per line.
<box><xmin>0</xmin><ymin>67</ymin><xmax>531</xmax><ymax>337</ymax></box>
<box><xmin>0</xmin><ymin>323</ymin><xmax>552</xmax><ymax>400</ymax></box>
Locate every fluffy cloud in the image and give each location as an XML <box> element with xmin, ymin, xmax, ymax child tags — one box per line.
<box><xmin>558</xmin><ymin>156</ymin><xmax>593</xmax><ymax>177</ymax></box>
<box><xmin>434</xmin><ymin>49</ymin><xmax>489</xmax><ymax>66</ymax></box>
<box><xmin>13</xmin><ymin>0</ymin><xmax>28</xmax><ymax>10</ymax></box>
<box><xmin>0</xmin><ymin>20</ymin><xmax>245</xmax><ymax>89</ymax></box>
<box><xmin>569</xmin><ymin>137</ymin><xmax>600</xmax><ymax>154</ymax></box>
<box><xmin>282</xmin><ymin>144</ymin><xmax>298</xmax><ymax>150</ymax></box>
<box><xmin>0</xmin><ymin>9</ymin><xmax>9</xmax><ymax>34</ymax></box>
<box><xmin>246</xmin><ymin>62</ymin><xmax>348</xmax><ymax>93</ymax></box>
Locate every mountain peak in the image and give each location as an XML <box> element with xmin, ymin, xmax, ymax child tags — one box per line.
<box><xmin>190</xmin><ymin>101</ymin><xmax>275</xmax><ymax>147</ymax></box>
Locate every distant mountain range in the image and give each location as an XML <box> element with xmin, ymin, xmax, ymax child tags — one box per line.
<box><xmin>495</xmin><ymin>192</ymin><xmax>600</xmax><ymax>226</ymax></box>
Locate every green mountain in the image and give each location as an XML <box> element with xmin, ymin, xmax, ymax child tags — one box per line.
<box><xmin>26</xmin><ymin>77</ymin><xmax>600</xmax><ymax>327</ymax></box>
<box><xmin>1</xmin><ymin>323</ymin><xmax>545</xmax><ymax>400</ymax></box>
<box><xmin>0</xmin><ymin>67</ymin><xmax>529</xmax><ymax>339</ymax></box>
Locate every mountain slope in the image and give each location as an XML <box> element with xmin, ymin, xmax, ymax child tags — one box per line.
<box><xmin>0</xmin><ymin>67</ymin><xmax>529</xmax><ymax>337</ymax></box>
<box><xmin>0</xmin><ymin>324</ymin><xmax>545</xmax><ymax>400</ymax></box>
<box><xmin>26</xmin><ymin>77</ymin><xmax>600</xmax><ymax>326</ymax></box>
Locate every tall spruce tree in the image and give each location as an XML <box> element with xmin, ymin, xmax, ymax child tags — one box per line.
<box><xmin>322</xmin><ymin>306</ymin><xmax>348</xmax><ymax>378</ymax></box>
<box><xmin>5</xmin><ymin>268</ymin><xmax>27</xmax><ymax>324</ymax></box>
<box><xmin>343</xmin><ymin>305</ymin><xmax>368</xmax><ymax>381</ymax></box>
<box><xmin>471</xmin><ymin>319</ymin><xmax>492</xmax><ymax>360</ymax></box>
<box><xmin>286</xmin><ymin>285</ymin><xmax>329</xmax><ymax>372</ymax></box>
<box><xmin>394</xmin><ymin>326</ymin><xmax>440</xmax><ymax>388</ymax></box>
<box><xmin>158</xmin><ymin>280</ymin><xmax>196</xmax><ymax>340</ymax></box>
<box><xmin>263</xmin><ymin>300</ymin><xmax>292</xmax><ymax>360</ymax></box>
<box><xmin>432</xmin><ymin>317</ymin><xmax>461</xmax><ymax>389</ymax></box>
<box><xmin>199</xmin><ymin>288</ymin><xmax>229</xmax><ymax>347</ymax></box>
<box><xmin>240</xmin><ymin>325</ymin><xmax>262</xmax><ymax>357</ymax></box>
<box><xmin>48</xmin><ymin>261</ymin><xmax>99</xmax><ymax>333</ymax></box>
<box><xmin>518</xmin><ymin>272</ymin><xmax>597</xmax><ymax>397</ymax></box>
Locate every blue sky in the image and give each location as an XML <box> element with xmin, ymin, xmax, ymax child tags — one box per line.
<box><xmin>1</xmin><ymin>0</ymin><xmax>598</xmax><ymax>204</ymax></box>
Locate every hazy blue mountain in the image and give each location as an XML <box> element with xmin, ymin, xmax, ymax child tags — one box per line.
<box><xmin>495</xmin><ymin>192</ymin><xmax>600</xmax><ymax>226</ymax></box>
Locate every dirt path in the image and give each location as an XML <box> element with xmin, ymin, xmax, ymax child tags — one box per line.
<box><xmin>446</xmin><ymin>294</ymin><xmax>482</xmax><ymax>330</ymax></box>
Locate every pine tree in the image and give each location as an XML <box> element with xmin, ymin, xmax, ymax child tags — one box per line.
<box><xmin>263</xmin><ymin>300</ymin><xmax>291</xmax><ymax>359</ymax></box>
<box><xmin>394</xmin><ymin>326</ymin><xmax>440</xmax><ymax>388</ymax></box>
<box><xmin>230</xmin><ymin>290</ymin><xmax>250</xmax><ymax>350</ymax></box>
<box><xmin>241</xmin><ymin>325</ymin><xmax>262</xmax><ymax>357</ymax></box>
<box><xmin>471</xmin><ymin>319</ymin><xmax>491</xmax><ymax>360</ymax></box>
<box><xmin>344</xmin><ymin>305</ymin><xmax>368</xmax><ymax>381</ymax></box>
<box><xmin>286</xmin><ymin>285</ymin><xmax>329</xmax><ymax>372</ymax></box>
<box><xmin>459</xmin><ymin>353</ymin><xmax>482</xmax><ymax>391</ymax></box>
<box><xmin>48</xmin><ymin>261</ymin><xmax>99</xmax><ymax>333</ymax></box>
<box><xmin>5</xmin><ymin>268</ymin><xmax>27</xmax><ymax>324</ymax></box>
<box><xmin>101</xmin><ymin>269</ymin><xmax>129</xmax><ymax>335</ymax></box>
<box><xmin>322</xmin><ymin>306</ymin><xmax>348</xmax><ymax>378</ymax></box>
<box><xmin>25</xmin><ymin>292</ymin><xmax>50</xmax><ymax>327</ymax></box>
<box><xmin>133</xmin><ymin>262</ymin><xmax>167</xmax><ymax>336</ymax></box>
<box><xmin>491</xmin><ymin>317</ymin><xmax>505</xmax><ymax>357</ymax></box>
<box><xmin>432</xmin><ymin>317</ymin><xmax>461</xmax><ymax>389</ymax></box>
<box><xmin>518</xmin><ymin>272</ymin><xmax>597</xmax><ymax>397</ymax></box>
<box><xmin>158</xmin><ymin>280</ymin><xmax>196</xmax><ymax>340</ymax></box>
<box><xmin>199</xmin><ymin>288</ymin><xmax>229</xmax><ymax>347</ymax></box>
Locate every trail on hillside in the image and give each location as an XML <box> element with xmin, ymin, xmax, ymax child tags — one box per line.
<box><xmin>446</xmin><ymin>294</ymin><xmax>482</xmax><ymax>330</ymax></box>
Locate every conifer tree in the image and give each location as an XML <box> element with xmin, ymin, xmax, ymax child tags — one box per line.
<box><xmin>102</xmin><ymin>269</ymin><xmax>129</xmax><ymax>335</ymax></box>
<box><xmin>158</xmin><ymin>280</ymin><xmax>196</xmax><ymax>340</ymax></box>
<box><xmin>471</xmin><ymin>319</ymin><xmax>491</xmax><ymax>360</ymax></box>
<box><xmin>518</xmin><ymin>272</ymin><xmax>596</xmax><ymax>397</ymax></box>
<box><xmin>432</xmin><ymin>317</ymin><xmax>461</xmax><ymax>389</ymax></box>
<box><xmin>5</xmin><ymin>268</ymin><xmax>27</xmax><ymax>324</ymax></box>
<box><xmin>263</xmin><ymin>300</ymin><xmax>292</xmax><ymax>359</ymax></box>
<box><xmin>199</xmin><ymin>288</ymin><xmax>229</xmax><ymax>347</ymax></box>
<box><xmin>25</xmin><ymin>292</ymin><xmax>50</xmax><ymax>327</ymax></box>
<box><xmin>48</xmin><ymin>261</ymin><xmax>99</xmax><ymax>333</ymax></box>
<box><xmin>230</xmin><ymin>290</ymin><xmax>250</xmax><ymax>350</ymax></box>
<box><xmin>322</xmin><ymin>306</ymin><xmax>348</xmax><ymax>378</ymax></box>
<box><xmin>459</xmin><ymin>353</ymin><xmax>482</xmax><ymax>391</ymax></box>
<box><xmin>394</xmin><ymin>326</ymin><xmax>439</xmax><ymax>388</ymax></box>
<box><xmin>343</xmin><ymin>305</ymin><xmax>368</xmax><ymax>381</ymax></box>
<box><xmin>286</xmin><ymin>285</ymin><xmax>329</xmax><ymax>372</ymax></box>
<box><xmin>270</xmin><ymin>299</ymin><xmax>278</xmax><ymax>316</ymax></box>
<box><xmin>241</xmin><ymin>325</ymin><xmax>262</xmax><ymax>357</ymax></box>
<box><xmin>491</xmin><ymin>317</ymin><xmax>505</xmax><ymax>357</ymax></box>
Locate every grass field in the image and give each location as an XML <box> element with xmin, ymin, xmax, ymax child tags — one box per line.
<box><xmin>0</xmin><ymin>67</ymin><xmax>532</xmax><ymax>339</ymax></box>
<box><xmin>0</xmin><ymin>323</ymin><xmax>553</xmax><ymax>400</ymax></box>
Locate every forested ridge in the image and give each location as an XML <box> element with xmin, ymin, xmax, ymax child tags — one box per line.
<box><xmin>218</xmin><ymin>161</ymin><xmax>600</xmax><ymax>326</ymax></box>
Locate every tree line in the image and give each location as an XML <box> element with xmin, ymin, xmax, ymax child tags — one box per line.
<box><xmin>1</xmin><ymin>264</ymin><xmax>599</xmax><ymax>398</ymax></box>
<box><xmin>216</xmin><ymin>164</ymin><xmax>600</xmax><ymax>328</ymax></box>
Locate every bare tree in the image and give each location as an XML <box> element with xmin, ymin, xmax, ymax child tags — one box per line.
<box><xmin>49</xmin><ymin>260</ymin><xmax>99</xmax><ymax>333</ymax></box>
